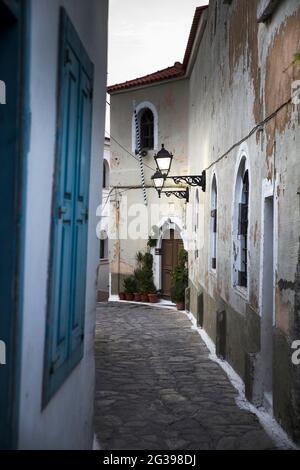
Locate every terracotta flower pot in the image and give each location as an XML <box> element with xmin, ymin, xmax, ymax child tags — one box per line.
<box><xmin>140</xmin><ymin>293</ymin><xmax>149</xmax><ymax>303</ymax></box>
<box><xmin>176</xmin><ymin>301</ymin><xmax>185</xmax><ymax>311</ymax></box>
<box><xmin>119</xmin><ymin>292</ymin><xmax>126</xmax><ymax>300</ymax></box>
<box><xmin>134</xmin><ymin>293</ymin><xmax>141</xmax><ymax>302</ymax></box>
<box><xmin>125</xmin><ymin>293</ymin><xmax>134</xmax><ymax>301</ymax></box>
<box><xmin>148</xmin><ymin>293</ymin><xmax>158</xmax><ymax>303</ymax></box>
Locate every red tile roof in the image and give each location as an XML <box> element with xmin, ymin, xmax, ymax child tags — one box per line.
<box><xmin>107</xmin><ymin>5</ymin><xmax>208</xmax><ymax>94</ymax></box>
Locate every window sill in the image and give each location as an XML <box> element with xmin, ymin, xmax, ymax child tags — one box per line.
<box><xmin>234</xmin><ymin>285</ymin><xmax>249</xmax><ymax>301</ymax></box>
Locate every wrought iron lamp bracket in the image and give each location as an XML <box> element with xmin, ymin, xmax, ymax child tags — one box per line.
<box><xmin>168</xmin><ymin>171</ymin><xmax>206</xmax><ymax>192</ymax></box>
<box><xmin>162</xmin><ymin>188</ymin><xmax>189</xmax><ymax>202</ymax></box>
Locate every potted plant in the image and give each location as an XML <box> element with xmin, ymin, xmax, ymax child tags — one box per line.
<box><xmin>143</xmin><ymin>253</ymin><xmax>158</xmax><ymax>303</ymax></box>
<box><xmin>133</xmin><ymin>265</ymin><xmax>143</xmax><ymax>301</ymax></box>
<box><xmin>170</xmin><ymin>249</ymin><xmax>188</xmax><ymax>310</ymax></box>
<box><xmin>119</xmin><ymin>292</ymin><xmax>126</xmax><ymax>301</ymax></box>
<box><xmin>133</xmin><ymin>252</ymin><xmax>157</xmax><ymax>303</ymax></box>
<box><xmin>147</xmin><ymin>282</ymin><xmax>158</xmax><ymax>303</ymax></box>
<box><xmin>123</xmin><ymin>276</ymin><xmax>137</xmax><ymax>301</ymax></box>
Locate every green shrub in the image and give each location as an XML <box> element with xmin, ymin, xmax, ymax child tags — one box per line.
<box><xmin>136</xmin><ymin>251</ymin><xmax>144</xmax><ymax>265</ymax></box>
<box><xmin>147</xmin><ymin>236</ymin><xmax>157</xmax><ymax>248</ymax></box>
<box><xmin>170</xmin><ymin>249</ymin><xmax>188</xmax><ymax>303</ymax></box>
<box><xmin>123</xmin><ymin>276</ymin><xmax>137</xmax><ymax>294</ymax></box>
<box><xmin>133</xmin><ymin>252</ymin><xmax>157</xmax><ymax>294</ymax></box>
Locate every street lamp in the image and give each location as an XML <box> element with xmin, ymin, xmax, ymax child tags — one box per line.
<box><xmin>151</xmin><ymin>170</ymin><xmax>165</xmax><ymax>198</ymax></box>
<box><xmin>153</xmin><ymin>144</ymin><xmax>206</xmax><ymax>193</ymax></box>
<box><xmin>154</xmin><ymin>144</ymin><xmax>173</xmax><ymax>177</ymax></box>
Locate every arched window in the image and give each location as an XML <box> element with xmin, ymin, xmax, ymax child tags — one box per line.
<box><xmin>232</xmin><ymin>156</ymin><xmax>249</xmax><ymax>289</ymax></box>
<box><xmin>102</xmin><ymin>160</ymin><xmax>109</xmax><ymax>189</ymax></box>
<box><xmin>132</xmin><ymin>101</ymin><xmax>158</xmax><ymax>153</ymax></box>
<box><xmin>210</xmin><ymin>175</ymin><xmax>217</xmax><ymax>270</ymax></box>
<box><xmin>238</xmin><ymin>170</ymin><xmax>249</xmax><ymax>287</ymax></box>
<box><xmin>140</xmin><ymin>108</ymin><xmax>154</xmax><ymax>150</ymax></box>
<box><xmin>100</xmin><ymin>231</ymin><xmax>109</xmax><ymax>260</ymax></box>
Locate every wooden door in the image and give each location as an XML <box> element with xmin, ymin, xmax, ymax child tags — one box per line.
<box><xmin>161</xmin><ymin>230</ymin><xmax>183</xmax><ymax>298</ymax></box>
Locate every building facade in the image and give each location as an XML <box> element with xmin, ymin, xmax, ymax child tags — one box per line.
<box><xmin>108</xmin><ymin>0</ymin><xmax>300</xmax><ymax>443</ymax></box>
<box><xmin>0</xmin><ymin>0</ymin><xmax>108</xmax><ymax>449</ymax></box>
<box><xmin>97</xmin><ymin>137</ymin><xmax>110</xmax><ymax>301</ymax></box>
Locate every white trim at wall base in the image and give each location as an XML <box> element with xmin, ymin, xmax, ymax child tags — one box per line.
<box><xmin>183</xmin><ymin>309</ymin><xmax>297</xmax><ymax>450</ymax></box>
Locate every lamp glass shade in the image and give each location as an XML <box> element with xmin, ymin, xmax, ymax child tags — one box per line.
<box><xmin>154</xmin><ymin>144</ymin><xmax>173</xmax><ymax>176</ymax></box>
<box><xmin>151</xmin><ymin>170</ymin><xmax>165</xmax><ymax>191</ymax></box>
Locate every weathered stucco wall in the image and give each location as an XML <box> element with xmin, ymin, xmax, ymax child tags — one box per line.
<box><xmin>187</xmin><ymin>0</ymin><xmax>300</xmax><ymax>442</ymax></box>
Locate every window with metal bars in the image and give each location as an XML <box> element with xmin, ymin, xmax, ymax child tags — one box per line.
<box><xmin>194</xmin><ymin>189</ymin><xmax>199</xmax><ymax>258</ymax></box>
<box><xmin>102</xmin><ymin>159</ymin><xmax>109</xmax><ymax>189</ymax></box>
<box><xmin>211</xmin><ymin>175</ymin><xmax>217</xmax><ymax>270</ymax></box>
<box><xmin>238</xmin><ymin>171</ymin><xmax>249</xmax><ymax>287</ymax></box>
<box><xmin>100</xmin><ymin>237</ymin><xmax>109</xmax><ymax>260</ymax></box>
<box><xmin>140</xmin><ymin>108</ymin><xmax>154</xmax><ymax>150</ymax></box>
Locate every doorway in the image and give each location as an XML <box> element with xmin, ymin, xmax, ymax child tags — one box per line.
<box><xmin>261</xmin><ymin>196</ymin><xmax>274</xmax><ymax>411</ymax></box>
<box><xmin>0</xmin><ymin>0</ymin><xmax>30</xmax><ymax>449</ymax></box>
<box><xmin>161</xmin><ymin>229</ymin><xmax>183</xmax><ymax>298</ymax></box>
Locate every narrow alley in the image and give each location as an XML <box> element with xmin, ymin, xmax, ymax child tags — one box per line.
<box><xmin>94</xmin><ymin>303</ymin><xmax>276</xmax><ymax>450</ymax></box>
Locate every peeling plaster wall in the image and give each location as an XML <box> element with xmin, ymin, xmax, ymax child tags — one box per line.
<box><xmin>109</xmin><ymin>80</ymin><xmax>189</xmax><ymax>293</ymax></box>
<box><xmin>187</xmin><ymin>0</ymin><xmax>300</xmax><ymax>441</ymax></box>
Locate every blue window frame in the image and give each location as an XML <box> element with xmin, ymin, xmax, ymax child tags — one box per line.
<box><xmin>43</xmin><ymin>9</ymin><xmax>94</xmax><ymax>405</ymax></box>
<box><xmin>0</xmin><ymin>0</ymin><xmax>31</xmax><ymax>450</ymax></box>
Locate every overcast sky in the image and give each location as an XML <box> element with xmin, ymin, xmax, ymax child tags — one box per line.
<box><xmin>106</xmin><ymin>0</ymin><xmax>208</xmax><ymax>132</ymax></box>
<box><xmin>108</xmin><ymin>0</ymin><xmax>208</xmax><ymax>86</ymax></box>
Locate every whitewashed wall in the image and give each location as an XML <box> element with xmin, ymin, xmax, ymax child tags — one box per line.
<box><xmin>19</xmin><ymin>0</ymin><xmax>108</xmax><ymax>449</ymax></box>
<box><xmin>97</xmin><ymin>139</ymin><xmax>110</xmax><ymax>297</ymax></box>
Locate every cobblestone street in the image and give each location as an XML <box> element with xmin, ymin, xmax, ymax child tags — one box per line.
<box><xmin>94</xmin><ymin>302</ymin><xmax>276</xmax><ymax>450</ymax></box>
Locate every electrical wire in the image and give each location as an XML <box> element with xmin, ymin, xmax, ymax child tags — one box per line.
<box><xmin>99</xmin><ymin>187</ymin><xmax>114</xmax><ymax>216</ymax></box>
<box><xmin>105</xmin><ymin>130</ymin><xmax>156</xmax><ymax>172</ymax></box>
<box><xmin>204</xmin><ymin>97</ymin><xmax>292</xmax><ymax>172</ymax></box>
<box><xmin>107</xmin><ymin>97</ymin><xmax>292</xmax><ymax>176</ymax></box>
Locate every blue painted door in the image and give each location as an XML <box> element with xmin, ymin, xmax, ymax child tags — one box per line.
<box><xmin>0</xmin><ymin>0</ymin><xmax>30</xmax><ymax>450</ymax></box>
<box><xmin>44</xmin><ymin>9</ymin><xmax>94</xmax><ymax>404</ymax></box>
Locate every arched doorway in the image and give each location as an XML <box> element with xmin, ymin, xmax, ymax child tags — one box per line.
<box><xmin>161</xmin><ymin>229</ymin><xmax>184</xmax><ymax>298</ymax></box>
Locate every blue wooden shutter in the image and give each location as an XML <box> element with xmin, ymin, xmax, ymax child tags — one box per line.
<box><xmin>44</xmin><ymin>9</ymin><xmax>94</xmax><ymax>403</ymax></box>
<box><xmin>70</xmin><ymin>69</ymin><xmax>92</xmax><ymax>354</ymax></box>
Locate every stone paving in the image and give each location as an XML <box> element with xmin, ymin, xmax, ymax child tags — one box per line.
<box><xmin>94</xmin><ymin>302</ymin><xmax>276</xmax><ymax>450</ymax></box>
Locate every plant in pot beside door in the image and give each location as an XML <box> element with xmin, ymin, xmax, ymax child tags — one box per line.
<box><xmin>170</xmin><ymin>249</ymin><xmax>188</xmax><ymax>311</ymax></box>
<box><xmin>133</xmin><ymin>252</ymin><xmax>144</xmax><ymax>301</ymax></box>
<box><xmin>139</xmin><ymin>268</ymin><xmax>150</xmax><ymax>303</ymax></box>
<box><xmin>123</xmin><ymin>276</ymin><xmax>137</xmax><ymax>302</ymax></box>
<box><xmin>147</xmin><ymin>282</ymin><xmax>158</xmax><ymax>304</ymax></box>
<box><xmin>143</xmin><ymin>253</ymin><xmax>158</xmax><ymax>303</ymax></box>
